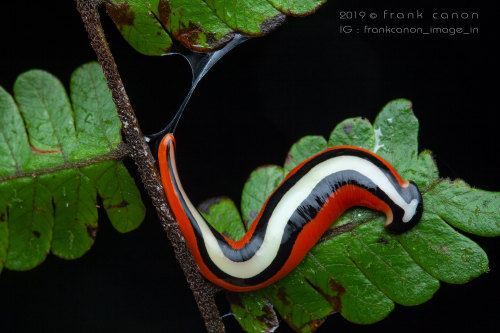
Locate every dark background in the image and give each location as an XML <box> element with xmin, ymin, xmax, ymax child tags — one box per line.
<box><xmin>1</xmin><ymin>0</ymin><xmax>499</xmax><ymax>332</ymax></box>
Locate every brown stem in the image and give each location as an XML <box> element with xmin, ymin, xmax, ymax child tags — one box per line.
<box><xmin>74</xmin><ymin>1</ymin><xmax>224</xmax><ymax>332</ymax></box>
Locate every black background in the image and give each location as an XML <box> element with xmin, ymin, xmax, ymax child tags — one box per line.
<box><xmin>1</xmin><ymin>0</ymin><xmax>499</xmax><ymax>332</ymax></box>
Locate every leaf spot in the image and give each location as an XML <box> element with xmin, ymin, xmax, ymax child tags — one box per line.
<box><xmin>343</xmin><ymin>123</ymin><xmax>353</xmax><ymax>135</ymax></box>
<box><xmin>249</xmin><ymin>210</ymin><xmax>258</xmax><ymax>220</ymax></box>
<box><xmin>308</xmin><ymin>276</ymin><xmax>346</xmax><ymax>313</ymax></box>
<box><xmin>462</xmin><ymin>248</ymin><xmax>473</xmax><ymax>262</ymax></box>
<box><xmin>244</xmin><ymin>211</ymin><xmax>259</xmax><ymax>229</ymax></box>
<box><xmin>438</xmin><ymin>245</ymin><xmax>450</xmax><ymax>255</ymax></box>
<box><xmin>255</xmin><ymin>300</ymin><xmax>279</xmax><ymax>328</ymax></box>
<box><xmin>277</xmin><ymin>286</ymin><xmax>291</xmax><ymax>306</ymax></box>
<box><xmin>107</xmin><ymin>200</ymin><xmax>130</xmax><ymax>209</ymax></box>
<box><xmin>206</xmin><ymin>33</ymin><xmax>218</xmax><ymax>47</ymax></box>
<box><xmin>87</xmin><ymin>225</ymin><xmax>97</xmax><ymax>240</ymax></box>
<box><xmin>158</xmin><ymin>0</ymin><xmax>171</xmax><ymax>24</ymax></box>
<box><xmin>30</xmin><ymin>143</ymin><xmax>60</xmax><ymax>155</ymax></box>
<box><xmin>226</xmin><ymin>292</ymin><xmax>243</xmax><ymax>308</ymax></box>
<box><xmin>32</xmin><ymin>231</ymin><xmax>41</xmax><ymax>238</ymax></box>
<box><xmin>259</xmin><ymin>13</ymin><xmax>286</xmax><ymax>35</ymax></box>
<box><xmin>177</xmin><ymin>22</ymin><xmax>204</xmax><ymax>45</ymax></box>
<box><xmin>106</xmin><ymin>2</ymin><xmax>135</xmax><ymax>29</ymax></box>
<box><xmin>376</xmin><ymin>236</ymin><xmax>389</xmax><ymax>245</ymax></box>
<box><xmin>328</xmin><ymin>279</ymin><xmax>346</xmax><ymax>311</ymax></box>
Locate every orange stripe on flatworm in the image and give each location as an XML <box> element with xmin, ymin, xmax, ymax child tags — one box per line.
<box><xmin>158</xmin><ymin>135</ymin><xmax>401</xmax><ymax>292</ymax></box>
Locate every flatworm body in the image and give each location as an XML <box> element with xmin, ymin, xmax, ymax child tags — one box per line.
<box><xmin>159</xmin><ymin>134</ymin><xmax>423</xmax><ymax>292</ymax></box>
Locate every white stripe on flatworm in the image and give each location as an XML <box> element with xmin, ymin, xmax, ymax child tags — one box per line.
<box><xmin>171</xmin><ymin>150</ymin><xmax>418</xmax><ymax>279</ymax></box>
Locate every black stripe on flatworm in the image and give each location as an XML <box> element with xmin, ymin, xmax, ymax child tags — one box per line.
<box><xmin>168</xmin><ymin>144</ymin><xmax>422</xmax><ymax>287</ymax></box>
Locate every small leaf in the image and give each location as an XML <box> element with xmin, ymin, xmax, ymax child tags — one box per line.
<box><xmin>305</xmin><ymin>234</ymin><xmax>394</xmax><ymax>324</ymax></box>
<box><xmin>227</xmin><ymin>292</ymin><xmax>279</xmax><ymax>333</ymax></box>
<box><xmin>14</xmin><ymin>69</ymin><xmax>77</xmax><ymax>161</ymax></box>
<box><xmin>396</xmin><ymin>212</ymin><xmax>489</xmax><ymax>284</ymax></box>
<box><xmin>348</xmin><ymin>220</ymin><xmax>440</xmax><ymax>306</ymax></box>
<box><xmin>0</xmin><ymin>62</ymin><xmax>145</xmax><ymax>271</ymax></box>
<box><xmin>43</xmin><ymin>169</ymin><xmax>98</xmax><ymax>260</ymax></box>
<box><xmin>241</xmin><ymin>165</ymin><xmax>284</xmax><ymax>228</ymax></box>
<box><xmin>284</xmin><ymin>135</ymin><xmax>327</xmax><ymax>175</ymax></box>
<box><xmin>3</xmin><ymin>178</ymin><xmax>53</xmax><ymax>270</ymax></box>
<box><xmin>328</xmin><ymin>117</ymin><xmax>375</xmax><ymax>150</ymax></box>
<box><xmin>106</xmin><ymin>0</ymin><xmax>173</xmax><ymax>55</ymax></box>
<box><xmin>199</xmin><ymin>197</ymin><xmax>246</xmax><ymax>240</ymax></box>
<box><xmin>70</xmin><ymin>62</ymin><xmax>122</xmax><ymax>157</ymax></box>
<box><xmin>0</xmin><ymin>86</ymin><xmax>32</xmax><ymax>176</ymax></box>
<box><xmin>405</xmin><ymin>150</ymin><xmax>439</xmax><ymax>190</ymax></box>
<box><xmin>263</xmin><ymin>273</ymin><xmax>333</xmax><ymax>333</ymax></box>
<box><xmin>106</xmin><ymin>0</ymin><xmax>324</xmax><ymax>55</ymax></box>
<box><xmin>424</xmin><ymin>179</ymin><xmax>500</xmax><ymax>237</ymax></box>
<box><xmin>85</xmin><ymin>161</ymin><xmax>145</xmax><ymax>234</ymax></box>
<box><xmin>373</xmin><ymin>99</ymin><xmax>419</xmax><ymax>180</ymax></box>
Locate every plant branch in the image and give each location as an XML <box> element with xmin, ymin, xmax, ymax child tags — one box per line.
<box><xmin>74</xmin><ymin>1</ymin><xmax>224</xmax><ymax>332</ymax></box>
